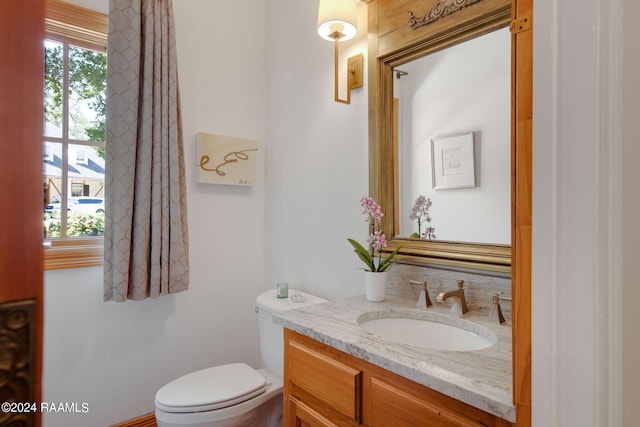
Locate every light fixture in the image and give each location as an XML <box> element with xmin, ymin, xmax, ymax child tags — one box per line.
<box><xmin>317</xmin><ymin>0</ymin><xmax>363</xmax><ymax>104</ymax></box>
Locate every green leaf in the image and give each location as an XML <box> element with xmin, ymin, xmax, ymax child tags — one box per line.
<box><xmin>353</xmin><ymin>250</ymin><xmax>374</xmax><ymax>269</ymax></box>
<box><xmin>377</xmin><ymin>246</ymin><xmax>401</xmax><ymax>272</ymax></box>
<box><xmin>347</xmin><ymin>238</ymin><xmax>374</xmax><ymax>271</ymax></box>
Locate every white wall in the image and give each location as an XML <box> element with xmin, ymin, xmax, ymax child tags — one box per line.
<box><xmin>264</xmin><ymin>0</ymin><xmax>370</xmax><ymax>300</ymax></box>
<box><xmin>620</xmin><ymin>0</ymin><xmax>640</xmax><ymax>424</ymax></box>
<box><xmin>43</xmin><ymin>1</ymin><xmax>267</xmax><ymax>426</ymax></box>
<box><xmin>532</xmin><ymin>0</ymin><xmax>598</xmax><ymax>421</ymax></box>
<box><xmin>532</xmin><ymin>0</ymin><xmax>640</xmax><ymax>425</ymax></box>
<box><xmin>396</xmin><ymin>28</ymin><xmax>511</xmax><ymax>244</ymax></box>
<box><xmin>64</xmin><ymin>0</ymin><xmax>107</xmax><ymax>14</ymax></box>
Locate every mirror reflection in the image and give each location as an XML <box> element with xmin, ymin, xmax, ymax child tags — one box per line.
<box><xmin>394</xmin><ymin>27</ymin><xmax>511</xmax><ymax>245</ymax></box>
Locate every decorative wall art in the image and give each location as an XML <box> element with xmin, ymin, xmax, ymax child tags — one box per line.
<box><xmin>431</xmin><ymin>132</ymin><xmax>476</xmax><ymax>190</ymax></box>
<box><xmin>196</xmin><ymin>133</ymin><xmax>258</xmax><ymax>186</ymax></box>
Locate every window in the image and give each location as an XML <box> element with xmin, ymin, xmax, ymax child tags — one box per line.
<box><xmin>43</xmin><ymin>0</ymin><xmax>107</xmax><ymax>269</ymax></box>
<box><xmin>75</xmin><ymin>148</ymin><xmax>88</xmax><ymax>164</ymax></box>
<box><xmin>44</xmin><ymin>142</ymin><xmax>53</xmax><ymax>161</ymax></box>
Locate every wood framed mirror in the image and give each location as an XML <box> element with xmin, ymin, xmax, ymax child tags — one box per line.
<box><xmin>364</xmin><ymin>0</ymin><xmax>532</xmax><ymax>424</ymax></box>
<box><xmin>366</xmin><ymin>0</ymin><xmax>512</xmax><ymax>273</ymax></box>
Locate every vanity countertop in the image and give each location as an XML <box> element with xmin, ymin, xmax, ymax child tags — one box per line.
<box><xmin>272</xmin><ymin>294</ymin><xmax>515</xmax><ymax>423</ymax></box>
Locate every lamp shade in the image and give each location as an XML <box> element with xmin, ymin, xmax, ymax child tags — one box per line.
<box><xmin>317</xmin><ymin>0</ymin><xmax>357</xmax><ymax>42</ymax></box>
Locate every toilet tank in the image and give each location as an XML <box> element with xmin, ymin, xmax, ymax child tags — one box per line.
<box><xmin>256</xmin><ymin>289</ymin><xmax>326</xmax><ymax>378</ymax></box>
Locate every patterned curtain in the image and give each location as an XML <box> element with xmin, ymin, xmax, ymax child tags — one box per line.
<box><xmin>104</xmin><ymin>0</ymin><xmax>189</xmax><ymax>301</ymax></box>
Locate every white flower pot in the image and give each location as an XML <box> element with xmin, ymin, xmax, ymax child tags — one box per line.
<box><xmin>364</xmin><ymin>271</ymin><xmax>388</xmax><ymax>302</ymax></box>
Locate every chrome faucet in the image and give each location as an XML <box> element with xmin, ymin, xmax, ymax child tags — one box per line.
<box><xmin>436</xmin><ymin>280</ymin><xmax>469</xmax><ymax>314</ymax></box>
<box><xmin>410</xmin><ymin>280</ymin><xmax>432</xmax><ymax>308</ymax></box>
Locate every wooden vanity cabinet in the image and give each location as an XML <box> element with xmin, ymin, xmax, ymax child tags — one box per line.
<box><xmin>283</xmin><ymin>329</ymin><xmax>512</xmax><ymax>427</ymax></box>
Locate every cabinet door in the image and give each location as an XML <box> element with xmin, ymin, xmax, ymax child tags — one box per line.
<box><xmin>370</xmin><ymin>378</ymin><xmax>485</xmax><ymax>427</ymax></box>
<box><xmin>288</xmin><ymin>396</ymin><xmax>339</xmax><ymax>427</ymax></box>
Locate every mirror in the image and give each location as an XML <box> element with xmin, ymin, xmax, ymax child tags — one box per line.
<box><xmin>367</xmin><ymin>0</ymin><xmax>512</xmax><ymax>273</ymax></box>
<box><xmin>394</xmin><ymin>27</ymin><xmax>511</xmax><ymax>245</ymax></box>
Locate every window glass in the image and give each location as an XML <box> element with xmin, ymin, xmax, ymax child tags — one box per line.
<box><xmin>44</xmin><ymin>41</ymin><xmax>63</xmax><ymax>137</ymax></box>
<box><xmin>43</xmin><ymin>40</ymin><xmax>106</xmax><ymax>240</ymax></box>
<box><xmin>68</xmin><ymin>45</ymin><xmax>106</xmax><ymax>142</ymax></box>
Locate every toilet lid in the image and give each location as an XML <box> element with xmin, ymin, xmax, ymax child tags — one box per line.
<box><xmin>155</xmin><ymin>363</ymin><xmax>267</xmax><ymax>413</ymax></box>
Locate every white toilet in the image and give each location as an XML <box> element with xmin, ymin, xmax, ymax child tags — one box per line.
<box><xmin>154</xmin><ymin>289</ymin><xmax>326</xmax><ymax>427</ymax></box>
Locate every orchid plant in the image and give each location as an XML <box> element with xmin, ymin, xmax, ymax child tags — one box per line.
<box><xmin>409</xmin><ymin>195</ymin><xmax>437</xmax><ymax>239</ymax></box>
<box><xmin>348</xmin><ymin>196</ymin><xmax>400</xmax><ymax>272</ymax></box>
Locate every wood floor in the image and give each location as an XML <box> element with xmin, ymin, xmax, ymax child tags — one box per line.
<box><xmin>112</xmin><ymin>412</ymin><xmax>156</xmax><ymax>427</ymax></box>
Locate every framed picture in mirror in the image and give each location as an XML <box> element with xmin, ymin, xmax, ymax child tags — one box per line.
<box><xmin>431</xmin><ymin>132</ymin><xmax>476</xmax><ymax>190</ymax></box>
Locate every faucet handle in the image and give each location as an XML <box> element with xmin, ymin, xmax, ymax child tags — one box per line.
<box><xmin>409</xmin><ymin>280</ymin><xmax>426</xmax><ymax>290</ymax></box>
<box><xmin>457</xmin><ymin>279</ymin><xmax>465</xmax><ymax>289</ymax></box>
<box><xmin>410</xmin><ymin>280</ymin><xmax>432</xmax><ymax>307</ymax></box>
<box><xmin>488</xmin><ymin>293</ymin><xmax>512</xmax><ymax>324</ymax></box>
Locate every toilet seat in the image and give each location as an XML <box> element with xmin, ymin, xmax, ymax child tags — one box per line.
<box><xmin>155</xmin><ymin>363</ymin><xmax>267</xmax><ymax>413</ymax></box>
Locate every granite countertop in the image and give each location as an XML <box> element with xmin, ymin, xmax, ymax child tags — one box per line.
<box><xmin>272</xmin><ymin>294</ymin><xmax>515</xmax><ymax>423</ymax></box>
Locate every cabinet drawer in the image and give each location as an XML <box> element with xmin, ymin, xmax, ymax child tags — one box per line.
<box><xmin>370</xmin><ymin>377</ymin><xmax>486</xmax><ymax>427</ymax></box>
<box><xmin>288</xmin><ymin>339</ymin><xmax>361</xmax><ymax>421</ymax></box>
<box><xmin>288</xmin><ymin>396</ymin><xmax>339</xmax><ymax>427</ymax></box>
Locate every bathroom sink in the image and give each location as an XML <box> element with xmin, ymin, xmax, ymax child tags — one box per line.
<box><xmin>357</xmin><ymin>310</ymin><xmax>496</xmax><ymax>352</ymax></box>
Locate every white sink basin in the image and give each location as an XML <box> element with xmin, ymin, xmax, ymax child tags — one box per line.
<box><xmin>358</xmin><ymin>311</ymin><xmax>496</xmax><ymax>352</ymax></box>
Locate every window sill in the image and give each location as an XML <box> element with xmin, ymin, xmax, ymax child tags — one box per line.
<box><xmin>44</xmin><ymin>239</ymin><xmax>103</xmax><ymax>270</ymax></box>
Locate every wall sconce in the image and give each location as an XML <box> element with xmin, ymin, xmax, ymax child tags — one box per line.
<box><xmin>317</xmin><ymin>0</ymin><xmax>364</xmax><ymax>104</ymax></box>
